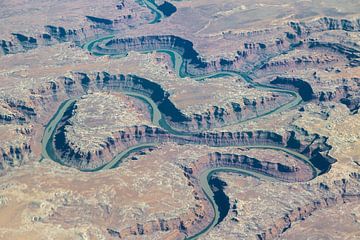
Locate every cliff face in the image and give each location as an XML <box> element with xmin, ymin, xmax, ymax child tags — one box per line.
<box><xmin>98</xmin><ymin>35</ymin><xmax>207</xmax><ymax>69</ymax></box>
<box><xmin>97</xmin><ymin>34</ymin><xmax>290</xmax><ymax>76</ymax></box>
<box><xmin>109</xmin><ymin>205</ymin><xmax>212</xmax><ymax>239</ymax></box>
<box><xmin>192</xmin><ymin>130</ymin><xmax>335</xmax><ymax>174</ymax></box>
<box><xmin>2</xmin><ymin>15</ymin><xmax>359</xmax><ymax>73</ymax></box>
<box><xmin>172</xmin><ymin>95</ymin><xmax>290</xmax><ymax>131</ymax></box>
<box><xmin>60</xmin><ymin>71</ymin><xmax>293</xmax><ymax>131</ymax></box>
<box><xmin>0</xmin><ymin>69</ymin><xmax>335</xmax><ymax>175</ymax></box>
<box><xmin>107</xmin><ymin>217</ymin><xmax>188</xmax><ymax>239</ymax></box>
<box><xmin>256</xmin><ymin>173</ymin><xmax>360</xmax><ymax>240</ymax></box>
<box><xmin>0</xmin><ymin>84</ymin><xmax>59</xmax><ymax>172</ymax></box>
<box><xmin>0</xmin><ymin>76</ymin><xmax>85</xmax><ymax>172</ymax></box>
<box><xmin>43</xmin><ymin>25</ymin><xmax>85</xmax><ymax>43</ymax></box>
<box><xmin>93</xmin><ymin>34</ymin><xmax>285</xmax><ymax>76</ymax></box>
<box><xmin>87</xmin><ymin>17</ymin><xmax>360</xmax><ymax>76</ymax></box>
<box><xmin>0</xmin><ymin>99</ymin><xmax>34</xmax><ymax>124</ymax></box>
<box><xmin>0</xmin><ymin>26</ymin><xmax>90</xmax><ymax>55</ymax></box>
<box><xmin>188</xmin><ymin>152</ymin><xmax>313</xmax><ymax>182</ymax></box>
<box><xmin>0</xmin><ymin>139</ymin><xmax>32</xmax><ymax>172</ymax></box>
<box><xmin>53</xmin><ymin>111</ymin><xmax>335</xmax><ymax>173</ymax></box>
<box><xmin>0</xmin><ymin>0</ymin><xmax>150</xmax><ymax>55</ymax></box>
<box><xmin>310</xmin><ymin>81</ymin><xmax>359</xmax><ymax>113</ymax></box>
<box><xmin>270</xmin><ymin>77</ymin><xmax>314</xmax><ymax>101</ymax></box>
<box><xmin>308</xmin><ymin>40</ymin><xmax>360</xmax><ymax>67</ymax></box>
<box><xmin>256</xmin><ymin>74</ymin><xmax>360</xmax><ymax>113</ymax></box>
<box><xmin>259</xmin><ymin>53</ymin><xmax>340</xmax><ymax>71</ymax></box>
<box><xmin>86</xmin><ymin>16</ymin><xmax>114</xmax><ymax>29</ymax></box>
<box><xmin>107</xmin><ymin>146</ymin><xmax>317</xmax><ymax>239</ymax></box>
<box><xmin>0</xmin><ymin>15</ymin><xmax>120</xmax><ymax>55</ymax></box>
<box><xmin>157</xmin><ymin>1</ymin><xmax>177</xmax><ymax>17</ymax></box>
<box><xmin>0</xmin><ymin>70</ymin><xmax>325</xmax><ymax>172</ymax></box>
<box><xmin>289</xmin><ymin>17</ymin><xmax>360</xmax><ymax>37</ymax></box>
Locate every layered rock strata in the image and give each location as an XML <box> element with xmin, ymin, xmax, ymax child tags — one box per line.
<box><xmin>103</xmin><ymin>144</ymin><xmax>315</xmax><ymax>239</ymax></box>
<box><xmin>53</xmin><ymin>116</ymin><xmax>335</xmax><ymax>173</ymax></box>
<box><xmin>0</xmin><ymin>69</ymin><xmax>334</xmax><ymax>175</ymax></box>
<box><xmin>0</xmin><ymin>0</ymin><xmax>150</xmax><ymax>55</ymax></box>
<box><xmin>256</xmin><ymin>173</ymin><xmax>360</xmax><ymax>240</ymax></box>
<box><xmin>201</xmin><ymin>171</ymin><xmax>360</xmax><ymax>240</ymax></box>
<box><xmin>90</xmin><ymin>17</ymin><xmax>359</xmax><ymax>75</ymax></box>
<box><xmin>56</xmin><ymin>71</ymin><xmax>294</xmax><ymax>132</ymax></box>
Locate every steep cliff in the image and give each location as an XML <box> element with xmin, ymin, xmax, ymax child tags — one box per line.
<box><xmin>92</xmin><ymin>34</ymin><xmax>284</xmax><ymax>76</ymax></box>
<box><xmin>107</xmin><ymin>147</ymin><xmax>316</xmax><ymax>239</ymax></box>
<box><xmin>270</xmin><ymin>77</ymin><xmax>315</xmax><ymax>101</ymax></box>
<box><xmin>308</xmin><ymin>40</ymin><xmax>360</xmax><ymax>67</ymax></box>
<box><xmin>61</xmin><ymin>71</ymin><xmax>292</xmax><ymax>131</ymax></box>
<box><xmin>289</xmin><ymin>17</ymin><xmax>360</xmax><ymax>36</ymax></box>
<box><xmin>256</xmin><ymin>173</ymin><xmax>360</xmax><ymax>240</ymax></box>
<box><xmin>52</xmin><ymin>112</ymin><xmax>335</xmax><ymax>173</ymax></box>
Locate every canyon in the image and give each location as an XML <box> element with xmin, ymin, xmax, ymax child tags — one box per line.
<box><xmin>0</xmin><ymin>0</ymin><xmax>359</xmax><ymax>239</ymax></box>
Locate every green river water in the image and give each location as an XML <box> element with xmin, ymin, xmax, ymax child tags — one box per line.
<box><xmin>40</xmin><ymin>34</ymin><xmax>318</xmax><ymax>239</ymax></box>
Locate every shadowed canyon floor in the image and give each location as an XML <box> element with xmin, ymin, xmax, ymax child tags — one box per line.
<box><xmin>0</xmin><ymin>0</ymin><xmax>360</xmax><ymax>239</ymax></box>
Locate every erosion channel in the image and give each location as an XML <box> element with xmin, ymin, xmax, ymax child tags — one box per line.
<box><xmin>40</xmin><ymin>34</ymin><xmax>333</xmax><ymax>239</ymax></box>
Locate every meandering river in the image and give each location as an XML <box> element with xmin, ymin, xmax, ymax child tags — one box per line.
<box><xmin>41</xmin><ymin>35</ymin><xmax>319</xmax><ymax>239</ymax></box>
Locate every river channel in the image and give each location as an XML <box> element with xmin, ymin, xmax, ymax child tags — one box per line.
<box><xmin>41</xmin><ymin>35</ymin><xmax>319</xmax><ymax>239</ymax></box>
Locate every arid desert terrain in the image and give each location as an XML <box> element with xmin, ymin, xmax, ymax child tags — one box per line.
<box><xmin>0</xmin><ymin>0</ymin><xmax>359</xmax><ymax>239</ymax></box>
